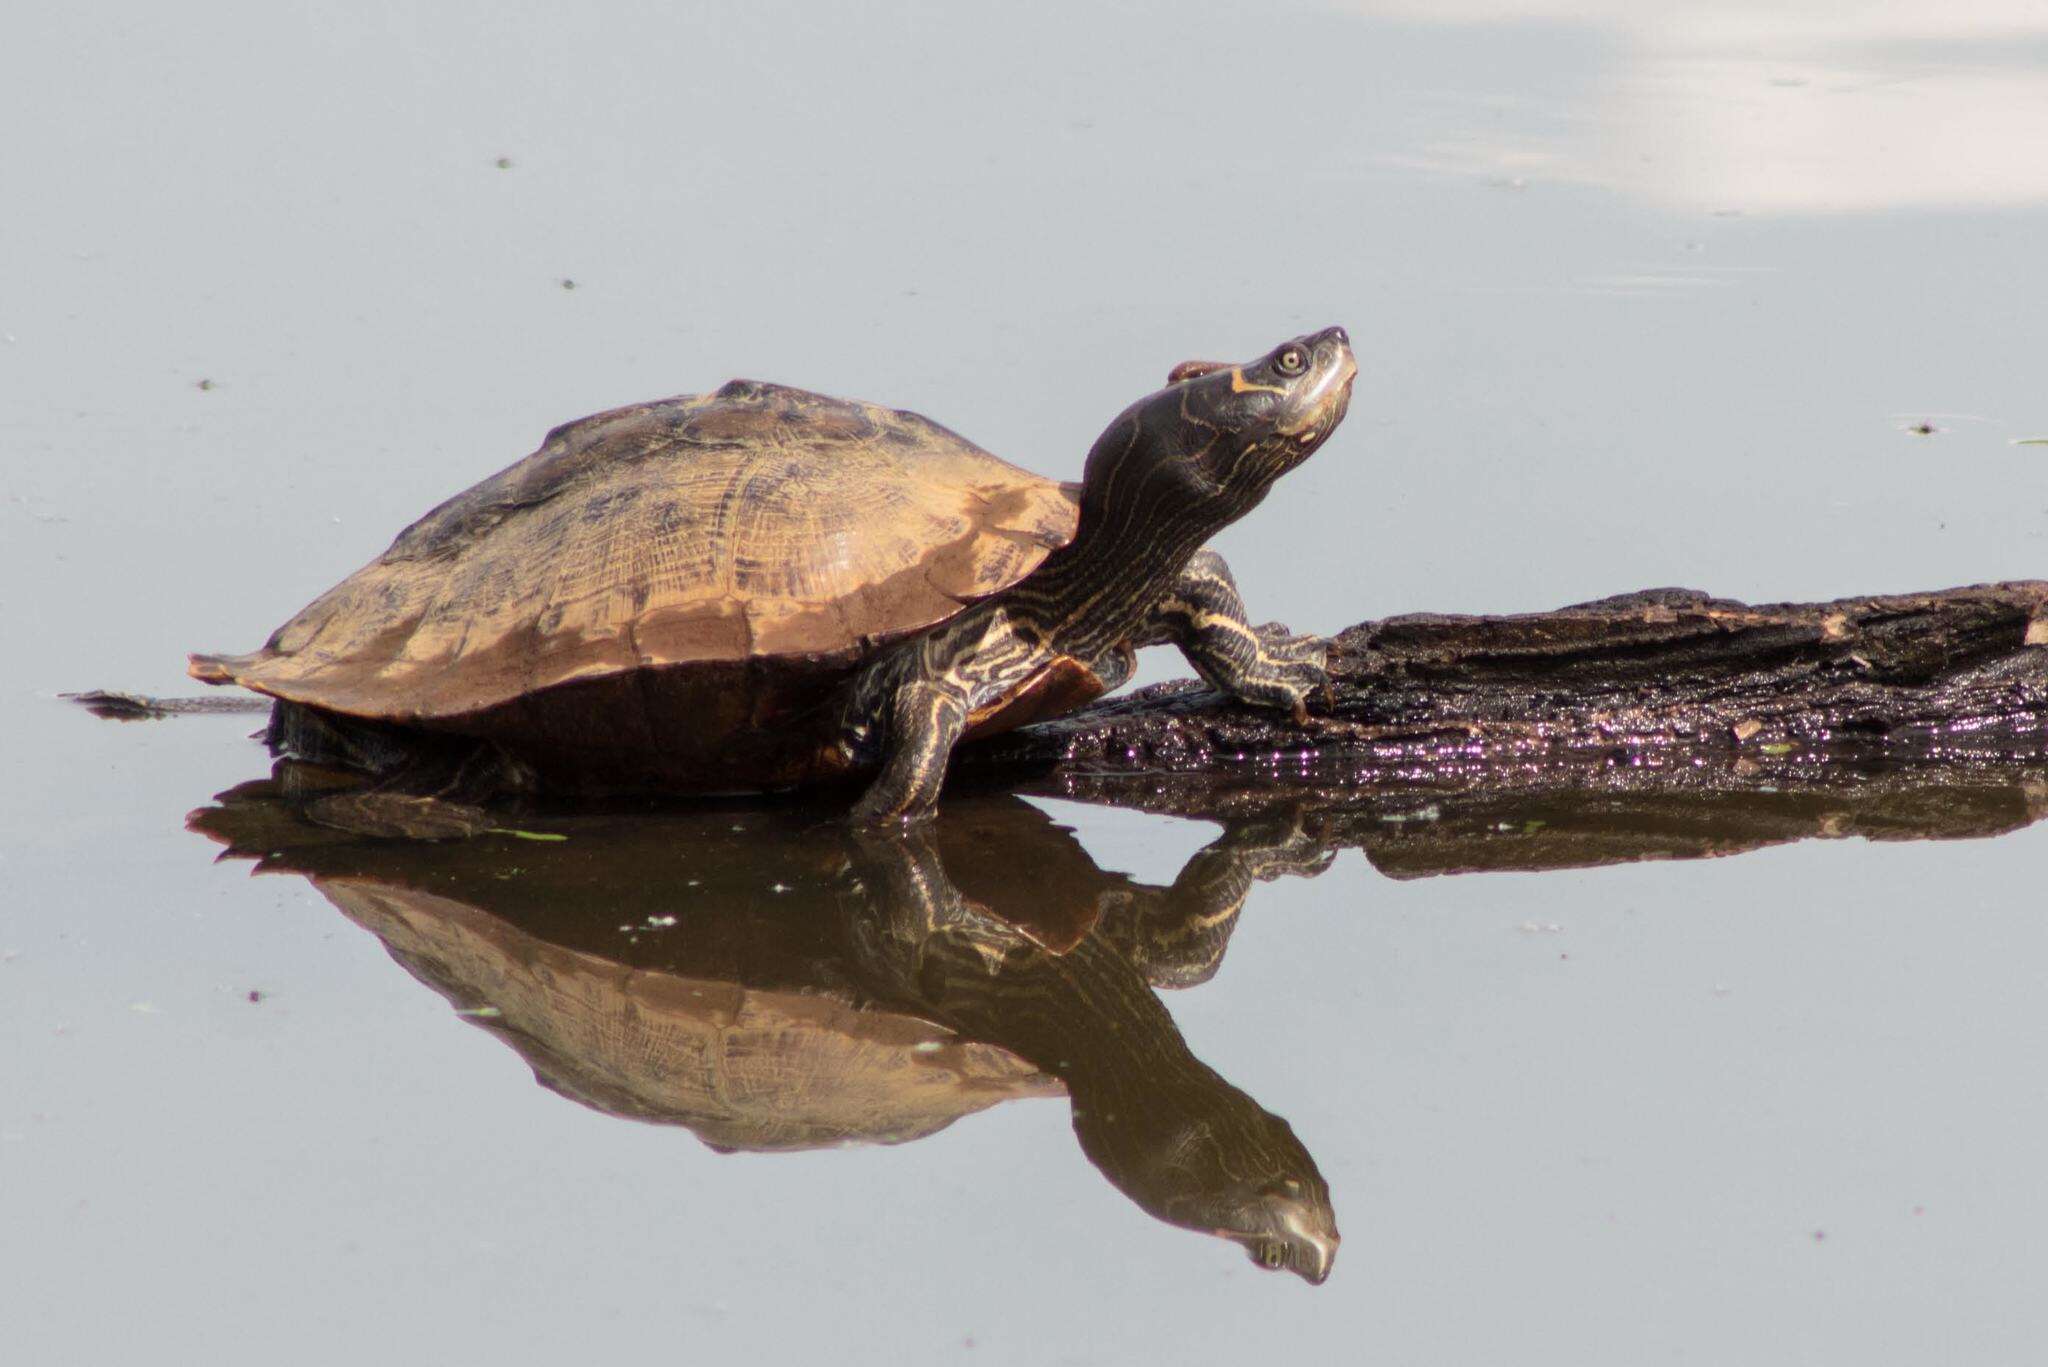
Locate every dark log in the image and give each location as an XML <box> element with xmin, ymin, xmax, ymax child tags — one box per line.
<box><xmin>1292</xmin><ymin>768</ymin><xmax>2047</xmax><ymax>880</ymax></box>
<box><xmin>962</xmin><ymin>582</ymin><xmax>2048</xmax><ymax>822</ymax></box>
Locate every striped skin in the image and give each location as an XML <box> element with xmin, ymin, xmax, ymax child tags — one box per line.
<box><xmin>1133</xmin><ymin>548</ymin><xmax>1329</xmax><ymax>721</ymax></box>
<box><xmin>847</xmin><ymin>819</ymin><xmax>1340</xmax><ymax>1282</ymax></box>
<box><xmin>844</xmin><ymin>327</ymin><xmax>1356</xmax><ymax>822</ymax></box>
<box><xmin>1097</xmin><ymin>803</ymin><xmax>1339</xmax><ymax>990</ymax></box>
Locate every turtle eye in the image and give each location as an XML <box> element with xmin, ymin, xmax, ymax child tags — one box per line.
<box><xmin>1274</xmin><ymin>347</ymin><xmax>1307</xmax><ymax>377</ymax></box>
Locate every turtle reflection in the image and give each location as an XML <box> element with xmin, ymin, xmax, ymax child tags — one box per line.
<box><xmin>191</xmin><ymin>782</ymin><xmax>1340</xmax><ymax>1283</ymax></box>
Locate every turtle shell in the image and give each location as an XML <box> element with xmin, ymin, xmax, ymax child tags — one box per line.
<box><xmin>190</xmin><ymin>381</ymin><xmax>1080</xmax><ymax>790</ymax></box>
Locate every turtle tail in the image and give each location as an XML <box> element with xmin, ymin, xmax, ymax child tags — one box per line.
<box><xmin>64</xmin><ymin>689</ymin><xmax>271</xmax><ymax>720</ymax></box>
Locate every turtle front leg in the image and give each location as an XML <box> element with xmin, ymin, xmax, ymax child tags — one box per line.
<box><xmin>850</xmin><ymin>677</ymin><xmax>970</xmax><ymax>824</ymax></box>
<box><xmin>1137</xmin><ymin>548</ymin><xmax>1328</xmax><ymax>722</ymax></box>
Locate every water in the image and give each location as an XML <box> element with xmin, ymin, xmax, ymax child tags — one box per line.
<box><xmin>5</xmin><ymin>2</ymin><xmax>2046</xmax><ymax>1362</ymax></box>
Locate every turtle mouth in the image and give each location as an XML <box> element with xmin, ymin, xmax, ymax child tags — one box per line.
<box><xmin>1285</xmin><ymin>365</ymin><xmax>1355</xmax><ymax>452</ymax></box>
<box><xmin>1314</xmin><ymin>362</ymin><xmax>1356</xmax><ymax>439</ymax></box>
<box><xmin>1222</xmin><ymin>1207</ymin><xmax>1341</xmax><ymax>1285</ymax></box>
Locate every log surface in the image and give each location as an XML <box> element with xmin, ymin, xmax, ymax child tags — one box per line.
<box><xmin>963</xmin><ymin>582</ymin><xmax>2048</xmax><ymax>819</ymax></box>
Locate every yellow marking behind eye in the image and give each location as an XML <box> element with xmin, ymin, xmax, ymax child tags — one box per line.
<box><xmin>1229</xmin><ymin>368</ymin><xmax>1287</xmax><ymax>396</ymax></box>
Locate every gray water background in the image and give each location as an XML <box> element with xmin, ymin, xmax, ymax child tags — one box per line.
<box><xmin>5</xmin><ymin>2</ymin><xmax>2047</xmax><ymax>1363</ymax></box>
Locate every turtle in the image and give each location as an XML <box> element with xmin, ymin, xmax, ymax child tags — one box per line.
<box><xmin>190</xmin><ymin>326</ymin><xmax>1356</xmax><ymax>821</ymax></box>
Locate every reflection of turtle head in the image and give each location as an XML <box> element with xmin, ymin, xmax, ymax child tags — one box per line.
<box><xmin>1083</xmin><ymin>1099</ymin><xmax>1339</xmax><ymax>1286</ymax></box>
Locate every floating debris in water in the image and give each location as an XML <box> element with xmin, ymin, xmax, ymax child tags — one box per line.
<box><xmin>2014</xmin><ymin>437</ymin><xmax>2048</xmax><ymax>446</ymax></box>
<box><xmin>247</xmin><ymin>989</ymin><xmax>264</xmax><ymax>1003</ymax></box>
<box><xmin>494</xmin><ymin>156</ymin><xmax>513</xmax><ymax>169</ymax></box>
<box><xmin>559</xmin><ymin>278</ymin><xmax>577</xmax><ymax>290</ymax></box>
<box><xmin>487</xmin><ymin>827</ymin><xmax>567</xmax><ymax>842</ymax></box>
<box><xmin>1902</xmin><ymin>421</ymin><xmax>1938</xmax><ymax>436</ymax></box>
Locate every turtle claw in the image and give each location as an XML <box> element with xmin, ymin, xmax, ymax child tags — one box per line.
<box><xmin>1250</xmin><ymin>624</ymin><xmax>1329</xmax><ymax>723</ymax></box>
<box><xmin>1220</xmin><ymin>807</ymin><xmax>1338</xmax><ymax>881</ymax></box>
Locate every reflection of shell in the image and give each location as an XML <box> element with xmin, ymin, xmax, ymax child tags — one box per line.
<box><xmin>320</xmin><ymin>878</ymin><xmax>1061</xmax><ymax>1152</ymax></box>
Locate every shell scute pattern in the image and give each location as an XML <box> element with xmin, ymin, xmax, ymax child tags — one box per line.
<box><xmin>191</xmin><ymin>383</ymin><xmax>1080</xmax><ymax>723</ymax></box>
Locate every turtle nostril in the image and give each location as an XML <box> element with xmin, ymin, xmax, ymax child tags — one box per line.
<box><xmin>1324</xmin><ymin>325</ymin><xmax>1350</xmax><ymax>347</ymax></box>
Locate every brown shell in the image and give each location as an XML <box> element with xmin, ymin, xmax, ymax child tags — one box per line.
<box><xmin>191</xmin><ymin>380</ymin><xmax>1079</xmax><ymax>721</ymax></box>
<box><xmin>184</xmin><ymin>786</ymin><xmax>1073</xmax><ymax>1152</ymax></box>
<box><xmin>319</xmin><ymin>877</ymin><xmax>1059</xmax><ymax>1152</ymax></box>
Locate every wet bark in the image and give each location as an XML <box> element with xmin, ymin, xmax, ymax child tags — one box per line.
<box><xmin>961</xmin><ymin>582</ymin><xmax>2048</xmax><ymax>823</ymax></box>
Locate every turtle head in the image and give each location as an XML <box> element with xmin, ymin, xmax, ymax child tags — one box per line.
<box><xmin>1081</xmin><ymin>327</ymin><xmax>1356</xmax><ymax>534</ymax></box>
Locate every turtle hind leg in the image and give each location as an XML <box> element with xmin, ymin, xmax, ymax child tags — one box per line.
<box><xmin>302</xmin><ymin>789</ymin><xmax>497</xmax><ymax>840</ymax></box>
<box><xmin>850</xmin><ymin>678</ymin><xmax>970</xmax><ymax>825</ymax></box>
<box><xmin>299</xmin><ymin>747</ymin><xmax>535</xmax><ymax>840</ymax></box>
<box><xmin>1136</xmin><ymin>548</ymin><xmax>1328</xmax><ymax>722</ymax></box>
<box><xmin>267</xmin><ymin>700</ymin><xmax>424</xmax><ymax>773</ymax></box>
<box><xmin>269</xmin><ymin>701</ymin><xmax>535</xmax><ymax>840</ymax></box>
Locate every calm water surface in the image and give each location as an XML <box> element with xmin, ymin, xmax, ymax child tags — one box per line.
<box><xmin>6</xmin><ymin>2</ymin><xmax>2047</xmax><ymax>1363</ymax></box>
